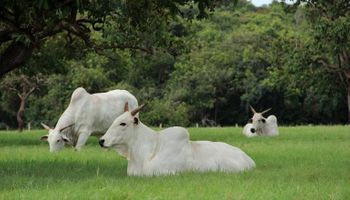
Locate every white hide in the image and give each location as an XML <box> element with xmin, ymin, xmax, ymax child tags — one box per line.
<box><xmin>242</xmin><ymin>123</ymin><xmax>255</xmax><ymax>137</ymax></box>
<box><xmin>243</xmin><ymin>114</ymin><xmax>279</xmax><ymax>137</ymax></box>
<box><xmin>100</xmin><ymin>109</ymin><xmax>255</xmax><ymax>176</ymax></box>
<box><xmin>41</xmin><ymin>87</ymin><xmax>138</xmax><ymax>152</ymax></box>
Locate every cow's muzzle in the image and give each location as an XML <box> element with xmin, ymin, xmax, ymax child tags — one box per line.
<box><xmin>99</xmin><ymin>139</ymin><xmax>105</xmax><ymax>147</ymax></box>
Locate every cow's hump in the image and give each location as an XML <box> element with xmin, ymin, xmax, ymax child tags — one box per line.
<box><xmin>160</xmin><ymin>126</ymin><xmax>190</xmax><ymax>141</ymax></box>
<box><xmin>70</xmin><ymin>87</ymin><xmax>89</xmax><ymax>103</ymax></box>
<box><xmin>267</xmin><ymin>115</ymin><xmax>277</xmax><ymax>123</ymax></box>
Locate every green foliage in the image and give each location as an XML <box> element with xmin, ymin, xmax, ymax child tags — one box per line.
<box><xmin>0</xmin><ymin>0</ymin><xmax>227</xmax><ymax>75</ymax></box>
<box><xmin>26</xmin><ymin>75</ymin><xmax>72</xmax><ymax>127</ymax></box>
<box><xmin>1</xmin><ymin>1</ymin><xmax>350</xmax><ymax>128</ymax></box>
<box><xmin>0</xmin><ymin>91</ymin><xmax>18</xmax><ymax>127</ymax></box>
<box><xmin>141</xmin><ymin>99</ymin><xmax>190</xmax><ymax>127</ymax></box>
<box><xmin>289</xmin><ymin>0</ymin><xmax>350</xmax><ymax>122</ymax></box>
<box><xmin>67</xmin><ymin>53</ymin><xmax>113</xmax><ymax>92</ymax></box>
<box><xmin>267</xmin><ymin>1</ymin><xmax>350</xmax><ymax>123</ymax></box>
<box><xmin>166</xmin><ymin>2</ymin><xmax>308</xmax><ymax>124</ymax></box>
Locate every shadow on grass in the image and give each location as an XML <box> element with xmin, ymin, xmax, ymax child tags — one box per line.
<box><xmin>0</xmin><ymin>136</ymin><xmax>99</xmax><ymax>147</ymax></box>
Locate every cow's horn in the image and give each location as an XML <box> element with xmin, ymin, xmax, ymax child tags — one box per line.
<box><xmin>261</xmin><ymin>108</ymin><xmax>272</xmax><ymax>114</ymax></box>
<box><xmin>41</xmin><ymin>123</ymin><xmax>51</xmax><ymax>130</ymax></box>
<box><xmin>249</xmin><ymin>105</ymin><xmax>257</xmax><ymax>114</ymax></box>
<box><xmin>131</xmin><ymin>104</ymin><xmax>146</xmax><ymax>116</ymax></box>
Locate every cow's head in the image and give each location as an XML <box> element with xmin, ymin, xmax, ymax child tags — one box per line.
<box><xmin>40</xmin><ymin>123</ymin><xmax>73</xmax><ymax>152</ymax></box>
<box><xmin>99</xmin><ymin>102</ymin><xmax>145</xmax><ymax>148</ymax></box>
<box><xmin>249</xmin><ymin>105</ymin><xmax>271</xmax><ymax>134</ymax></box>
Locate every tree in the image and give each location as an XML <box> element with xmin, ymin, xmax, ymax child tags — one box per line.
<box><xmin>1</xmin><ymin>73</ymin><xmax>44</xmax><ymax>131</ymax></box>
<box><xmin>166</xmin><ymin>2</ymin><xmax>298</xmax><ymax>125</ymax></box>
<box><xmin>0</xmin><ymin>0</ymin><xmax>231</xmax><ymax>76</ymax></box>
<box><xmin>296</xmin><ymin>0</ymin><xmax>350</xmax><ymax>122</ymax></box>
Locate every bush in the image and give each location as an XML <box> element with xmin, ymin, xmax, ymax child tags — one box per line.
<box><xmin>141</xmin><ymin>99</ymin><xmax>190</xmax><ymax>127</ymax></box>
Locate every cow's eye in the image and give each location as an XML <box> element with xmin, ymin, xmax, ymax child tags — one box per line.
<box><xmin>57</xmin><ymin>139</ymin><xmax>61</xmax><ymax>143</ymax></box>
<box><xmin>261</xmin><ymin>119</ymin><xmax>266</xmax><ymax>123</ymax></box>
<box><xmin>120</xmin><ymin>123</ymin><xmax>126</xmax><ymax>126</ymax></box>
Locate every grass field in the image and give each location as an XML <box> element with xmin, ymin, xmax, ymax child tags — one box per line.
<box><xmin>0</xmin><ymin>126</ymin><xmax>349</xmax><ymax>199</ymax></box>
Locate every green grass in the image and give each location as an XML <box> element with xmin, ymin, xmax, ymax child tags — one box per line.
<box><xmin>0</xmin><ymin>126</ymin><xmax>349</xmax><ymax>199</ymax></box>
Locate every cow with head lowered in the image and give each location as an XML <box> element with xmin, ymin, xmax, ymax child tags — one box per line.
<box><xmin>99</xmin><ymin>103</ymin><xmax>255</xmax><ymax>176</ymax></box>
<box><xmin>40</xmin><ymin>87</ymin><xmax>138</xmax><ymax>152</ymax></box>
<box><xmin>243</xmin><ymin>106</ymin><xmax>279</xmax><ymax>137</ymax></box>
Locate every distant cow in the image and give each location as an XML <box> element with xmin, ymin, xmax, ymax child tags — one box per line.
<box><xmin>40</xmin><ymin>87</ymin><xmax>138</xmax><ymax>152</ymax></box>
<box><xmin>242</xmin><ymin>106</ymin><xmax>279</xmax><ymax>137</ymax></box>
<box><xmin>99</xmin><ymin>103</ymin><xmax>255</xmax><ymax>176</ymax></box>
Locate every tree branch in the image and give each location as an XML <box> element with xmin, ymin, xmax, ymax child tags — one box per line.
<box><xmin>7</xmin><ymin>86</ymin><xmax>18</xmax><ymax>93</ymax></box>
<box><xmin>17</xmin><ymin>92</ymin><xmax>23</xmax><ymax>99</ymax></box>
<box><xmin>55</xmin><ymin>0</ymin><xmax>75</xmax><ymax>8</ymax></box>
<box><xmin>33</xmin><ymin>18</ymin><xmax>67</xmax><ymax>40</ymax></box>
<box><xmin>313</xmin><ymin>57</ymin><xmax>340</xmax><ymax>70</ymax></box>
<box><xmin>0</xmin><ymin>7</ymin><xmax>15</xmax><ymax>17</ymax></box>
<box><xmin>0</xmin><ymin>15</ymin><xmax>19</xmax><ymax>31</ymax></box>
<box><xmin>93</xmin><ymin>43</ymin><xmax>154</xmax><ymax>54</ymax></box>
<box><xmin>77</xmin><ymin>18</ymin><xmax>104</xmax><ymax>31</ymax></box>
<box><xmin>24</xmin><ymin>87</ymin><xmax>36</xmax><ymax>99</ymax></box>
<box><xmin>0</xmin><ymin>30</ymin><xmax>14</xmax><ymax>43</ymax></box>
<box><xmin>0</xmin><ymin>42</ymin><xmax>34</xmax><ymax>77</ymax></box>
<box><xmin>61</xmin><ymin>20</ymin><xmax>154</xmax><ymax>54</ymax></box>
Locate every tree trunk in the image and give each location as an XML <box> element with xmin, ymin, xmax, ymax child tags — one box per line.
<box><xmin>341</xmin><ymin>52</ymin><xmax>350</xmax><ymax>123</ymax></box>
<box><xmin>17</xmin><ymin>96</ymin><xmax>26</xmax><ymax>132</ymax></box>
<box><xmin>347</xmin><ymin>85</ymin><xmax>350</xmax><ymax>124</ymax></box>
<box><xmin>214</xmin><ymin>100</ymin><xmax>218</xmax><ymax>125</ymax></box>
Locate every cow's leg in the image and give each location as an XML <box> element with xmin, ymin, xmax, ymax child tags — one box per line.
<box><xmin>75</xmin><ymin>132</ymin><xmax>90</xmax><ymax>151</ymax></box>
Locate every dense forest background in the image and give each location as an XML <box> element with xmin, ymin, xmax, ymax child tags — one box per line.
<box><xmin>1</xmin><ymin>0</ymin><xmax>349</xmax><ymax>129</ymax></box>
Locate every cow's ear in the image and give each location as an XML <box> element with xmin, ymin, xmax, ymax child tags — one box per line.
<box><xmin>134</xmin><ymin>117</ymin><xmax>139</xmax><ymax>125</ymax></box>
<box><xmin>40</xmin><ymin>135</ymin><xmax>48</xmax><ymax>141</ymax></box>
<box><xmin>124</xmin><ymin>102</ymin><xmax>129</xmax><ymax>112</ymax></box>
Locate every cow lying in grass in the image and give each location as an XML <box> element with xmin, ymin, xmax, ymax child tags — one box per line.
<box><xmin>99</xmin><ymin>103</ymin><xmax>255</xmax><ymax>176</ymax></box>
<box><xmin>243</xmin><ymin>106</ymin><xmax>279</xmax><ymax>137</ymax></box>
<box><xmin>40</xmin><ymin>87</ymin><xmax>138</xmax><ymax>152</ymax></box>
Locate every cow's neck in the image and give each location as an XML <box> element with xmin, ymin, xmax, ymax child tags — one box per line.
<box><xmin>55</xmin><ymin>107</ymin><xmax>74</xmax><ymax>131</ymax></box>
<box><xmin>256</xmin><ymin>125</ymin><xmax>270</xmax><ymax>135</ymax></box>
<box><xmin>127</xmin><ymin>123</ymin><xmax>158</xmax><ymax>175</ymax></box>
<box><xmin>256</xmin><ymin>127</ymin><xmax>263</xmax><ymax>135</ymax></box>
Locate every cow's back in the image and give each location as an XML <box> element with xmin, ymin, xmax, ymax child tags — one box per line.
<box><xmin>190</xmin><ymin>141</ymin><xmax>255</xmax><ymax>172</ymax></box>
<box><xmin>90</xmin><ymin>89</ymin><xmax>138</xmax><ymax>118</ymax></box>
<box><xmin>157</xmin><ymin>127</ymin><xmax>191</xmax><ymax>157</ymax></box>
<box><xmin>70</xmin><ymin>89</ymin><xmax>138</xmax><ymax>134</ymax></box>
<box><xmin>265</xmin><ymin>115</ymin><xmax>278</xmax><ymax>136</ymax></box>
<box><xmin>267</xmin><ymin>115</ymin><xmax>277</xmax><ymax>124</ymax></box>
<box><xmin>69</xmin><ymin>87</ymin><xmax>89</xmax><ymax>104</ymax></box>
<box><xmin>146</xmin><ymin>127</ymin><xmax>192</xmax><ymax>174</ymax></box>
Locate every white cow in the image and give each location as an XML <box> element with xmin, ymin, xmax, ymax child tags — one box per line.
<box><xmin>40</xmin><ymin>87</ymin><xmax>138</xmax><ymax>152</ymax></box>
<box><xmin>242</xmin><ymin>106</ymin><xmax>279</xmax><ymax>137</ymax></box>
<box><xmin>99</xmin><ymin>103</ymin><xmax>255</xmax><ymax>176</ymax></box>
